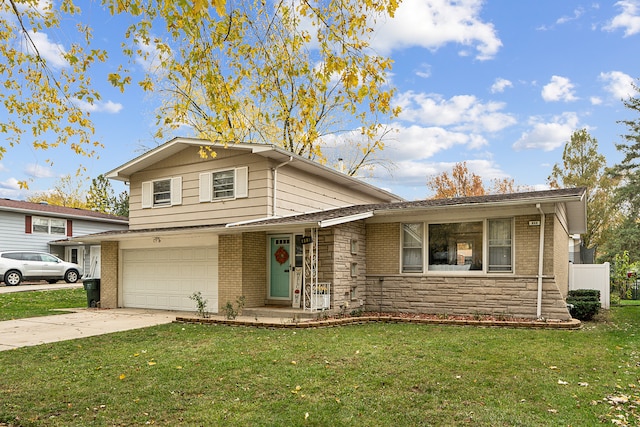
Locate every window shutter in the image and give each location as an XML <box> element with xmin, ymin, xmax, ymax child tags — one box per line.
<box><xmin>170</xmin><ymin>177</ymin><xmax>182</xmax><ymax>206</ymax></box>
<box><xmin>199</xmin><ymin>173</ymin><xmax>212</xmax><ymax>202</ymax></box>
<box><xmin>25</xmin><ymin>215</ymin><xmax>32</xmax><ymax>234</ymax></box>
<box><xmin>66</xmin><ymin>220</ymin><xmax>73</xmax><ymax>237</ymax></box>
<box><xmin>235</xmin><ymin>166</ymin><xmax>248</xmax><ymax>198</ymax></box>
<box><xmin>141</xmin><ymin>181</ymin><xmax>153</xmax><ymax>208</ymax></box>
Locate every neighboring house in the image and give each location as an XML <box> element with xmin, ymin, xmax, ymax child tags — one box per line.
<box><xmin>78</xmin><ymin>137</ymin><xmax>586</xmax><ymax>321</ymax></box>
<box><xmin>0</xmin><ymin>199</ymin><xmax>128</xmax><ymax>277</ymax></box>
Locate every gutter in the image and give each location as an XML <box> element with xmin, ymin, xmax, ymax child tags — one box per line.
<box><xmin>536</xmin><ymin>203</ymin><xmax>545</xmax><ymax>319</ymax></box>
<box><xmin>272</xmin><ymin>156</ymin><xmax>293</xmax><ymax>217</ymax></box>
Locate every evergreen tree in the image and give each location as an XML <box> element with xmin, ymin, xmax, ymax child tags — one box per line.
<box><xmin>604</xmin><ymin>80</ymin><xmax>640</xmax><ymax>262</ymax></box>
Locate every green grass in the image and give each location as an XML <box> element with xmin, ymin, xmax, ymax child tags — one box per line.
<box><xmin>619</xmin><ymin>299</ymin><xmax>640</xmax><ymax>306</ymax></box>
<box><xmin>0</xmin><ymin>288</ymin><xmax>86</xmax><ymax>321</ymax></box>
<box><xmin>0</xmin><ymin>306</ymin><xmax>639</xmax><ymax>426</ymax></box>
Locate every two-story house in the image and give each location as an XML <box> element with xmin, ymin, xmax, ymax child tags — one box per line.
<box><xmin>80</xmin><ymin>137</ymin><xmax>586</xmax><ymax>321</ymax></box>
<box><xmin>0</xmin><ymin>199</ymin><xmax>128</xmax><ymax>277</ymax></box>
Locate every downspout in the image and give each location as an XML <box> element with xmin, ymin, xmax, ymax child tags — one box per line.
<box><xmin>536</xmin><ymin>203</ymin><xmax>545</xmax><ymax>319</ymax></box>
<box><xmin>272</xmin><ymin>156</ymin><xmax>293</xmax><ymax>217</ymax></box>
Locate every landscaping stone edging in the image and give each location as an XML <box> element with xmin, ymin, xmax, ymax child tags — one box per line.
<box><xmin>174</xmin><ymin>315</ymin><xmax>582</xmax><ymax>330</ymax></box>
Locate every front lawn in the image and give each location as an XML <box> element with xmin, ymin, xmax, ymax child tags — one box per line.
<box><xmin>0</xmin><ymin>288</ymin><xmax>86</xmax><ymax>321</ymax></box>
<box><xmin>0</xmin><ymin>307</ymin><xmax>638</xmax><ymax>426</ymax></box>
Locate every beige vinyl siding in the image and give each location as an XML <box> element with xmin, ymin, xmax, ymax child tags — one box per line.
<box><xmin>128</xmin><ymin>146</ymin><xmax>397</xmax><ymax>230</ymax></box>
<box><xmin>128</xmin><ymin>147</ymin><xmax>271</xmax><ymax>230</ymax></box>
<box><xmin>274</xmin><ymin>167</ymin><xmax>389</xmax><ymax>215</ymax></box>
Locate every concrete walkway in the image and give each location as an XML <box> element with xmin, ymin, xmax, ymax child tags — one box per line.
<box><xmin>0</xmin><ymin>308</ymin><xmax>181</xmax><ymax>351</ymax></box>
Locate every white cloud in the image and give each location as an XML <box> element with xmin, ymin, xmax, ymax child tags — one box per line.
<box><xmin>599</xmin><ymin>70</ymin><xmax>635</xmax><ymax>100</ymax></box>
<box><xmin>590</xmin><ymin>96</ymin><xmax>603</xmax><ymax>105</ymax></box>
<box><xmin>512</xmin><ymin>112</ymin><xmax>580</xmax><ymax>151</ymax></box>
<box><xmin>396</xmin><ymin>91</ymin><xmax>516</xmax><ymax>133</ymax></box>
<box><xmin>556</xmin><ymin>8</ymin><xmax>585</xmax><ymax>25</ymax></box>
<box><xmin>541</xmin><ymin>76</ymin><xmax>578</xmax><ymax>102</ymax></box>
<box><xmin>0</xmin><ymin>177</ymin><xmax>20</xmax><ymax>190</ymax></box>
<box><xmin>603</xmin><ymin>0</ymin><xmax>640</xmax><ymax>36</ymax></box>
<box><xmin>25</xmin><ymin>164</ymin><xmax>54</xmax><ymax>178</ymax></box>
<box><xmin>26</xmin><ymin>31</ymin><xmax>68</xmax><ymax>69</ymax></box>
<box><xmin>370</xmin><ymin>0</ymin><xmax>502</xmax><ymax>60</ymax></box>
<box><xmin>415</xmin><ymin>63</ymin><xmax>432</xmax><ymax>79</ymax></box>
<box><xmin>135</xmin><ymin>37</ymin><xmax>170</xmax><ymax>73</ymax></box>
<box><xmin>490</xmin><ymin>78</ymin><xmax>513</xmax><ymax>93</ymax></box>
<box><xmin>75</xmin><ymin>99</ymin><xmax>124</xmax><ymax>114</ymax></box>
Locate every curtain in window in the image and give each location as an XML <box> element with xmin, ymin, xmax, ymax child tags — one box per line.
<box><xmin>488</xmin><ymin>219</ymin><xmax>512</xmax><ymax>272</ymax></box>
<box><xmin>402</xmin><ymin>223</ymin><xmax>423</xmax><ymax>272</ymax></box>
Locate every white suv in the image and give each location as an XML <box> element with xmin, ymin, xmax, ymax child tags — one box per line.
<box><xmin>0</xmin><ymin>251</ymin><xmax>83</xmax><ymax>286</ymax></box>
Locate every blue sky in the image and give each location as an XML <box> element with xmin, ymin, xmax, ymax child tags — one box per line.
<box><xmin>1</xmin><ymin>0</ymin><xmax>639</xmax><ymax>201</ymax></box>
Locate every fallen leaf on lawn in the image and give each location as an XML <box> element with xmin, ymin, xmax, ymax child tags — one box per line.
<box><xmin>305</xmin><ymin>412</ymin><xmax>309</xmax><ymax>420</ymax></box>
<box><xmin>557</xmin><ymin>380</ymin><xmax>568</xmax><ymax>385</ymax></box>
<box><xmin>336</xmin><ymin>398</ymin><xmax>341</xmax><ymax>403</ymax></box>
<box><xmin>547</xmin><ymin>409</ymin><xmax>558</xmax><ymax>413</ymax></box>
<box><xmin>175</xmin><ymin>366</ymin><xmax>183</xmax><ymax>370</ymax></box>
<box><xmin>291</xmin><ymin>361</ymin><xmax>297</xmax><ymax>365</ymax></box>
<box><xmin>119</xmin><ymin>374</ymin><xmax>126</xmax><ymax>380</ymax></box>
<box><xmin>578</xmin><ymin>382</ymin><xmax>589</xmax><ymax>387</ymax></box>
<box><xmin>607</xmin><ymin>395</ymin><xmax>629</xmax><ymax>404</ymax></box>
<box><xmin>549</xmin><ymin>366</ymin><xmax>559</xmax><ymax>370</ymax></box>
<box><xmin>148</xmin><ymin>361</ymin><xmax>156</xmax><ymax>366</ymax></box>
<box><xmin>134</xmin><ymin>353</ymin><xmax>140</xmax><ymax>357</ymax></box>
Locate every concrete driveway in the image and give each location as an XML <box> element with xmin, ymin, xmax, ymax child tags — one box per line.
<box><xmin>0</xmin><ymin>284</ymin><xmax>192</xmax><ymax>351</ymax></box>
<box><xmin>0</xmin><ymin>308</ymin><xmax>181</xmax><ymax>352</ymax></box>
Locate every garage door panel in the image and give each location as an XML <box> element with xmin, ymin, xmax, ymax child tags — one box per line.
<box><xmin>123</xmin><ymin>247</ymin><xmax>218</xmax><ymax>312</ymax></box>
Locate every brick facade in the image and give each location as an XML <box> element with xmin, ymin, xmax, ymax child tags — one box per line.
<box><xmin>218</xmin><ymin>232</ymin><xmax>267</xmax><ymax>311</ymax></box>
<box><xmin>100</xmin><ymin>241</ymin><xmax>119</xmax><ymax>308</ymax></box>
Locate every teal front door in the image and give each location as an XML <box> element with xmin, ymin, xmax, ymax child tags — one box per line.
<box><xmin>270</xmin><ymin>236</ymin><xmax>291</xmax><ymax>299</ymax></box>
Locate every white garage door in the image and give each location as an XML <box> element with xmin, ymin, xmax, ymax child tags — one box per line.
<box><xmin>122</xmin><ymin>247</ymin><xmax>218</xmax><ymax>312</ymax></box>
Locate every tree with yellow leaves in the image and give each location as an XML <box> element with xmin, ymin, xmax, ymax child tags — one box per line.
<box><xmin>4</xmin><ymin>0</ymin><xmax>400</xmax><ymax>180</ymax></box>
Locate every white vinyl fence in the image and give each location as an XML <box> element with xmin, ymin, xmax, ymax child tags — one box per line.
<box><xmin>568</xmin><ymin>262</ymin><xmax>610</xmax><ymax>309</ymax></box>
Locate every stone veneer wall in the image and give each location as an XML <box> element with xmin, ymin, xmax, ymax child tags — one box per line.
<box><xmin>363</xmin><ymin>275</ymin><xmax>571</xmax><ymax>320</ymax></box>
<box><xmin>100</xmin><ymin>241</ymin><xmax>119</xmax><ymax>309</ymax></box>
<box><xmin>363</xmin><ymin>214</ymin><xmax>571</xmax><ymax>320</ymax></box>
<box><xmin>315</xmin><ymin>222</ymin><xmax>367</xmax><ymax>312</ymax></box>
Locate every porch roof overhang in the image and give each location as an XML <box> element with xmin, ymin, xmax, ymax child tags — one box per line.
<box><xmin>68</xmin><ymin>188</ymin><xmax>587</xmax><ymax>244</ymax></box>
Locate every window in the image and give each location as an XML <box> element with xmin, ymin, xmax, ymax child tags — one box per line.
<box><xmin>141</xmin><ymin>177</ymin><xmax>182</xmax><ymax>208</ymax></box>
<box><xmin>153</xmin><ymin>179</ymin><xmax>171</xmax><ymax>206</ymax></box>
<box><xmin>199</xmin><ymin>167</ymin><xmax>248</xmax><ymax>202</ymax></box>
<box><xmin>350</xmin><ymin>262</ymin><xmax>358</xmax><ymax>277</ymax></box>
<box><xmin>428</xmin><ymin>222</ymin><xmax>483</xmax><ymax>271</ymax></box>
<box><xmin>213</xmin><ymin>170</ymin><xmax>234</xmax><ymax>199</ymax></box>
<box><xmin>350</xmin><ymin>239</ymin><xmax>358</xmax><ymax>255</ymax></box>
<box><xmin>488</xmin><ymin>219</ymin><xmax>513</xmax><ymax>272</ymax></box>
<box><xmin>402</xmin><ymin>223</ymin><xmax>423</xmax><ymax>273</ymax></box>
<box><xmin>32</xmin><ymin>217</ymin><xmax>66</xmax><ymax>235</ymax></box>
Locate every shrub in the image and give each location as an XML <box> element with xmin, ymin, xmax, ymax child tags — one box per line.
<box><xmin>566</xmin><ymin>289</ymin><xmax>600</xmax><ymax>321</ymax></box>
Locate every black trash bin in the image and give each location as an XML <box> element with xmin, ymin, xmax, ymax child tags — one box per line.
<box><xmin>83</xmin><ymin>278</ymin><xmax>101</xmax><ymax>308</ymax></box>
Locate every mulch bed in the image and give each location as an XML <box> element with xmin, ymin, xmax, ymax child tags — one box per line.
<box><xmin>175</xmin><ymin>311</ymin><xmax>582</xmax><ymax>330</ymax></box>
